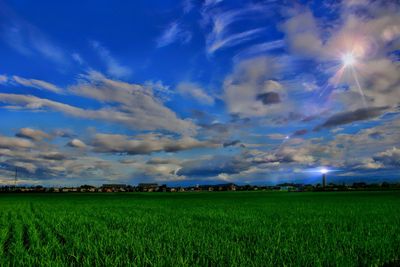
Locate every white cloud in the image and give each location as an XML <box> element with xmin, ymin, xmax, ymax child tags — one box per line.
<box><xmin>281</xmin><ymin>4</ymin><xmax>400</xmax><ymax>109</ymax></box>
<box><xmin>223</xmin><ymin>56</ymin><xmax>288</xmax><ymax>117</ymax></box>
<box><xmin>67</xmin><ymin>138</ymin><xmax>87</xmax><ymax>149</ymax></box>
<box><xmin>0</xmin><ymin>71</ymin><xmax>197</xmax><ymax>135</ymax></box>
<box><xmin>13</xmin><ymin>75</ymin><xmax>62</xmax><ymax>94</ymax></box>
<box><xmin>0</xmin><ymin>135</ymin><xmax>34</xmax><ymax>149</ymax></box>
<box><xmin>0</xmin><ymin>75</ymin><xmax>8</xmax><ymax>84</ymax></box>
<box><xmin>0</xmin><ymin>3</ymin><xmax>66</xmax><ymax>64</ymax></box>
<box><xmin>177</xmin><ymin>82</ymin><xmax>215</xmax><ymax>105</ymax></box>
<box><xmin>0</xmin><ymin>141</ymin><xmax>126</xmax><ymax>182</ymax></box>
<box><xmin>280</xmin><ymin>10</ymin><xmax>324</xmax><ymax>58</ymax></box>
<box><xmin>69</xmin><ymin>71</ymin><xmax>197</xmax><ymax>135</ymax></box>
<box><xmin>204</xmin><ymin>0</ymin><xmax>224</xmax><ymax>8</ymax></box>
<box><xmin>207</xmin><ymin>28</ymin><xmax>266</xmax><ymax>54</ymax></box>
<box><xmin>16</xmin><ymin>128</ymin><xmax>51</xmax><ymax>141</ymax></box>
<box><xmin>156</xmin><ymin>21</ymin><xmax>192</xmax><ymax>48</ymax></box>
<box><xmin>234</xmin><ymin>40</ymin><xmax>284</xmax><ymax>61</ymax></box>
<box><xmin>72</xmin><ymin>53</ymin><xmax>84</xmax><ymax>65</ymax></box>
<box><xmin>374</xmin><ymin>147</ymin><xmax>400</xmax><ymax>167</ymax></box>
<box><xmin>183</xmin><ymin>0</ymin><xmax>195</xmax><ymax>13</ymax></box>
<box><xmin>91</xmin><ymin>41</ymin><xmax>132</xmax><ymax>78</ymax></box>
<box><xmin>92</xmin><ymin>133</ymin><xmax>214</xmax><ymax>155</ymax></box>
<box><xmin>203</xmin><ymin>4</ymin><xmax>270</xmax><ymax>54</ymax></box>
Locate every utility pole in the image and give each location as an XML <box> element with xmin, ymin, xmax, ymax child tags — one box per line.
<box><xmin>14</xmin><ymin>167</ymin><xmax>17</xmax><ymax>187</ymax></box>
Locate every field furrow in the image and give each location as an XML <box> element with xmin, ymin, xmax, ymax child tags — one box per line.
<box><xmin>2</xmin><ymin>218</ymin><xmax>13</xmax><ymax>257</ymax></box>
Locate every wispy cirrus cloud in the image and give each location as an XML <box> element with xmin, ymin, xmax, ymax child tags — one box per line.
<box><xmin>177</xmin><ymin>82</ymin><xmax>215</xmax><ymax>106</ymax></box>
<box><xmin>0</xmin><ymin>75</ymin><xmax>8</xmax><ymax>84</ymax></box>
<box><xmin>0</xmin><ymin>2</ymin><xmax>67</xmax><ymax>64</ymax></box>
<box><xmin>71</xmin><ymin>53</ymin><xmax>85</xmax><ymax>65</ymax></box>
<box><xmin>208</xmin><ymin>28</ymin><xmax>267</xmax><ymax>54</ymax></box>
<box><xmin>234</xmin><ymin>40</ymin><xmax>284</xmax><ymax>61</ymax></box>
<box><xmin>204</xmin><ymin>0</ymin><xmax>224</xmax><ymax>8</ymax></box>
<box><xmin>156</xmin><ymin>21</ymin><xmax>192</xmax><ymax>48</ymax></box>
<box><xmin>12</xmin><ymin>75</ymin><xmax>63</xmax><ymax>94</ymax></box>
<box><xmin>90</xmin><ymin>41</ymin><xmax>132</xmax><ymax>78</ymax></box>
<box><xmin>202</xmin><ymin>4</ymin><xmax>271</xmax><ymax>54</ymax></box>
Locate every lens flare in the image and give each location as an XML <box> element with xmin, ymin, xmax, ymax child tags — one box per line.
<box><xmin>320</xmin><ymin>168</ymin><xmax>329</xmax><ymax>174</ymax></box>
<box><xmin>325</xmin><ymin>50</ymin><xmax>368</xmax><ymax>108</ymax></box>
<box><xmin>342</xmin><ymin>53</ymin><xmax>355</xmax><ymax>67</ymax></box>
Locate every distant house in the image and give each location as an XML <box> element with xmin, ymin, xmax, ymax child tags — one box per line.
<box><xmin>137</xmin><ymin>183</ymin><xmax>158</xmax><ymax>192</ymax></box>
<box><xmin>101</xmin><ymin>184</ymin><xmax>127</xmax><ymax>192</ymax></box>
<box><xmin>80</xmin><ymin>185</ymin><xmax>96</xmax><ymax>192</ymax></box>
<box><xmin>200</xmin><ymin>183</ymin><xmax>237</xmax><ymax>192</ymax></box>
<box><xmin>280</xmin><ymin>186</ymin><xmax>295</xmax><ymax>191</ymax></box>
<box><xmin>158</xmin><ymin>184</ymin><xmax>167</xmax><ymax>192</ymax></box>
<box><xmin>61</xmin><ymin>187</ymin><xmax>76</xmax><ymax>192</ymax></box>
<box><xmin>277</xmin><ymin>183</ymin><xmax>304</xmax><ymax>192</ymax></box>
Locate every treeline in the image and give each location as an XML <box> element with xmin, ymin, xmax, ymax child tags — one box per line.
<box><xmin>1</xmin><ymin>181</ymin><xmax>400</xmax><ymax>193</ymax></box>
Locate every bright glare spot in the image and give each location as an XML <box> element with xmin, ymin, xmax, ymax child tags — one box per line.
<box><xmin>285</xmin><ymin>135</ymin><xmax>290</xmax><ymax>140</ymax></box>
<box><xmin>320</xmin><ymin>168</ymin><xmax>328</xmax><ymax>174</ymax></box>
<box><xmin>342</xmin><ymin>53</ymin><xmax>355</xmax><ymax>67</ymax></box>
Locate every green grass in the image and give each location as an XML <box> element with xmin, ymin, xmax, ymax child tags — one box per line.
<box><xmin>0</xmin><ymin>191</ymin><xmax>399</xmax><ymax>266</ymax></box>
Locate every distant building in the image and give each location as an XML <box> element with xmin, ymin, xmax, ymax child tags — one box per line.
<box><xmin>158</xmin><ymin>184</ymin><xmax>167</xmax><ymax>192</ymax></box>
<box><xmin>200</xmin><ymin>183</ymin><xmax>237</xmax><ymax>192</ymax></box>
<box><xmin>80</xmin><ymin>185</ymin><xmax>96</xmax><ymax>192</ymax></box>
<box><xmin>137</xmin><ymin>183</ymin><xmax>158</xmax><ymax>192</ymax></box>
<box><xmin>61</xmin><ymin>187</ymin><xmax>77</xmax><ymax>192</ymax></box>
<box><xmin>101</xmin><ymin>184</ymin><xmax>127</xmax><ymax>192</ymax></box>
<box><xmin>280</xmin><ymin>186</ymin><xmax>294</xmax><ymax>191</ymax></box>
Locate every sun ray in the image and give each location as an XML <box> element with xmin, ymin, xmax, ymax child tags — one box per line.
<box><xmin>350</xmin><ymin>65</ymin><xmax>368</xmax><ymax>108</ymax></box>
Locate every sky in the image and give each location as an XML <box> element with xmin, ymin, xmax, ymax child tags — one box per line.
<box><xmin>0</xmin><ymin>0</ymin><xmax>399</xmax><ymax>186</ymax></box>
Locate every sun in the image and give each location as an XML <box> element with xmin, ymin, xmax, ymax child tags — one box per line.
<box><xmin>320</xmin><ymin>168</ymin><xmax>329</xmax><ymax>174</ymax></box>
<box><xmin>341</xmin><ymin>53</ymin><xmax>355</xmax><ymax>67</ymax></box>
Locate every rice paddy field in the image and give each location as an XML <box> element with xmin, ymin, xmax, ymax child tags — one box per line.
<box><xmin>0</xmin><ymin>191</ymin><xmax>399</xmax><ymax>266</ymax></box>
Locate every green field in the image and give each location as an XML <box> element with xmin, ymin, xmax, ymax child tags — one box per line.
<box><xmin>0</xmin><ymin>191</ymin><xmax>399</xmax><ymax>266</ymax></box>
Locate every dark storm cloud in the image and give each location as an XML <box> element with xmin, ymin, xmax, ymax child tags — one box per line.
<box><xmin>373</xmin><ymin>147</ymin><xmax>400</xmax><ymax>167</ymax></box>
<box><xmin>223</xmin><ymin>140</ymin><xmax>241</xmax><ymax>147</ymax></box>
<box><xmin>146</xmin><ymin>158</ymin><xmax>180</xmax><ymax>165</ymax></box>
<box><xmin>368</xmin><ymin>131</ymin><xmax>384</xmax><ymax>140</ymax></box>
<box><xmin>229</xmin><ymin>114</ymin><xmax>251</xmax><ymax>123</ymax></box>
<box><xmin>39</xmin><ymin>152</ymin><xmax>69</xmax><ymax>161</ymax></box>
<box><xmin>200</xmin><ymin>123</ymin><xmax>230</xmax><ymax>134</ymax></box>
<box><xmin>293</xmin><ymin>129</ymin><xmax>308</xmax><ymax>136</ymax></box>
<box><xmin>256</xmin><ymin>92</ymin><xmax>281</xmax><ymax>105</ymax></box>
<box><xmin>176</xmin><ymin>155</ymin><xmax>251</xmax><ymax>177</ymax></box>
<box><xmin>314</xmin><ymin>107</ymin><xmax>388</xmax><ymax>130</ymax></box>
<box><xmin>91</xmin><ymin>134</ymin><xmax>213</xmax><ymax>155</ymax></box>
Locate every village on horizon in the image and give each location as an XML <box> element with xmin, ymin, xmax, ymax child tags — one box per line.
<box><xmin>1</xmin><ymin>180</ymin><xmax>400</xmax><ymax>193</ymax></box>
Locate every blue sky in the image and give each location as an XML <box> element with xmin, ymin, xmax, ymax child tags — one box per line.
<box><xmin>0</xmin><ymin>0</ymin><xmax>399</xmax><ymax>186</ymax></box>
